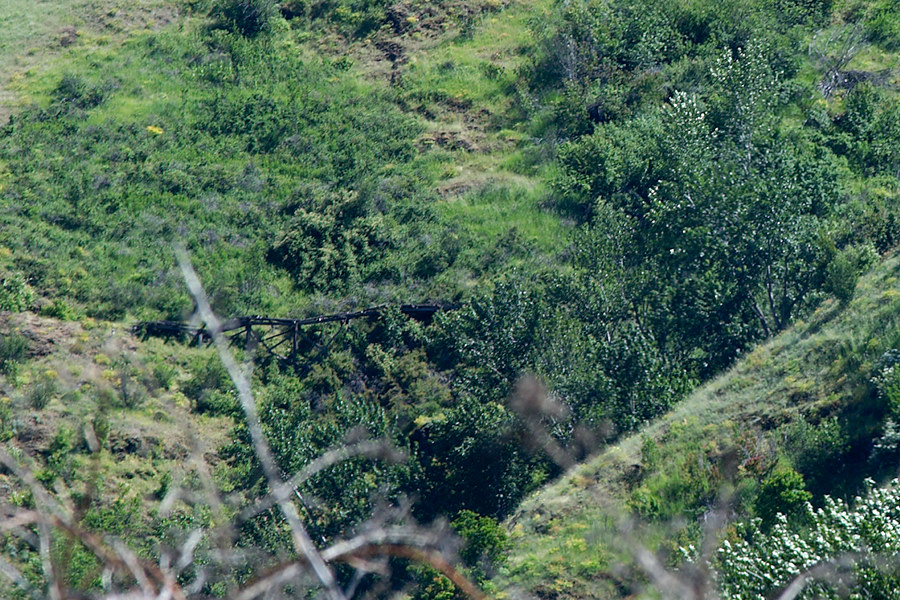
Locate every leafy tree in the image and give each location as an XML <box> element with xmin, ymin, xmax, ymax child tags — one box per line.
<box><xmin>556</xmin><ymin>44</ymin><xmax>844</xmax><ymax>382</ymax></box>
<box><xmin>411</xmin><ymin>397</ymin><xmax>537</xmax><ymax>521</ymax></box>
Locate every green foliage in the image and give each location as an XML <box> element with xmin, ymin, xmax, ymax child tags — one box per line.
<box><xmin>51</xmin><ymin>73</ymin><xmax>114</xmax><ymax>111</ymax></box>
<box><xmin>209</xmin><ymin>0</ymin><xmax>278</xmax><ymax>38</ymax></box>
<box><xmin>780</xmin><ymin>417</ymin><xmax>850</xmax><ymax>496</ymax></box>
<box><xmin>27</xmin><ymin>372</ymin><xmax>58</xmax><ymax>410</ymax></box>
<box><xmin>714</xmin><ymin>479</ymin><xmax>900</xmax><ymax>599</ymax></box>
<box><xmin>874</xmin><ymin>349</ymin><xmax>900</xmax><ymax>416</ymax></box>
<box><xmin>80</xmin><ymin>493</ymin><xmax>144</xmax><ymax>537</ymax></box>
<box><xmin>4</xmin><ymin>1</ymin><xmax>900</xmax><ymax>594</ymax></box>
<box><xmin>451</xmin><ymin>510</ymin><xmax>510</xmax><ymax>571</ymax></box>
<box><xmin>267</xmin><ymin>190</ymin><xmax>393</xmax><ymax>293</ymax></box>
<box><xmin>151</xmin><ymin>360</ymin><xmax>177</xmax><ymax>391</ymax></box>
<box><xmin>0</xmin><ymin>272</ymin><xmax>35</xmax><ymax>312</ymax></box>
<box><xmin>434</xmin><ymin>272</ymin><xmax>690</xmax><ymax>442</ymax></box>
<box><xmin>549</xmin><ymin>40</ymin><xmax>856</xmax><ymax>382</ymax></box>
<box><xmin>828</xmin><ymin>84</ymin><xmax>900</xmax><ymax>178</ymax></box>
<box><xmin>41</xmin><ymin>427</ymin><xmax>79</xmax><ymax>484</ymax></box>
<box><xmin>409</xmin><ymin>566</ymin><xmax>459</xmax><ymax>600</ymax></box>
<box><xmin>224</xmin><ymin>374</ymin><xmax>411</xmax><ymax>544</ymax></box>
<box><xmin>627</xmin><ymin>421</ymin><xmax>744</xmax><ymax>521</ymax></box>
<box><xmin>870</xmin><ymin>350</ymin><xmax>900</xmax><ymax>464</ymax></box>
<box><xmin>865</xmin><ymin>0</ymin><xmax>900</xmax><ymax>49</ymax></box>
<box><xmin>0</xmin><ymin>332</ymin><xmax>28</xmax><ymax>376</ymax></box>
<box><xmin>825</xmin><ymin>246</ymin><xmax>863</xmax><ymax>305</ymax></box>
<box><xmin>0</xmin><ymin>20</ymin><xmax>422</xmax><ymax>319</ymax></box>
<box><xmin>182</xmin><ymin>354</ymin><xmax>236</xmax><ymax>416</ymax></box>
<box><xmin>40</xmin><ymin>299</ymin><xmax>78</xmax><ymax>321</ymax></box>
<box><xmin>412</xmin><ymin>397</ymin><xmax>537</xmax><ymax>520</ymax></box>
<box><xmin>753</xmin><ymin>465</ymin><xmax>812</xmax><ymax>526</ymax></box>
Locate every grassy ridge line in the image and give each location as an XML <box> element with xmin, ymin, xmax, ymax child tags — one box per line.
<box><xmin>499</xmin><ymin>255</ymin><xmax>900</xmax><ymax>599</ymax></box>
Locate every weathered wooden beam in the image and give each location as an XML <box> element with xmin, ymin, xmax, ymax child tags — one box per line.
<box><xmin>133</xmin><ymin>304</ymin><xmax>459</xmax><ymax>367</ymax></box>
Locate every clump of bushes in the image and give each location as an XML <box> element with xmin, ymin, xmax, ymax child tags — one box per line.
<box><xmin>452</xmin><ymin>509</ymin><xmax>510</xmax><ymax>574</ymax></box>
<box><xmin>27</xmin><ymin>371</ymin><xmax>59</xmax><ymax>410</ymax></box>
<box><xmin>0</xmin><ymin>332</ymin><xmax>28</xmax><ymax>376</ymax></box>
<box><xmin>209</xmin><ymin>0</ymin><xmax>278</xmax><ymax>38</ymax></box>
<box><xmin>0</xmin><ymin>272</ymin><xmax>35</xmax><ymax>312</ymax></box>
<box><xmin>714</xmin><ymin>479</ymin><xmax>900</xmax><ymax>599</ymax></box>
<box><xmin>52</xmin><ymin>74</ymin><xmax>116</xmax><ymax>111</ymax></box>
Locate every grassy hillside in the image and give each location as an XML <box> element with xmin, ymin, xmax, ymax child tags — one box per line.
<box><xmin>0</xmin><ymin>312</ymin><xmax>233</xmax><ymax>502</ymax></box>
<box><xmin>0</xmin><ymin>0</ymin><xmax>179</xmax><ymax>123</ymax></box>
<box><xmin>500</xmin><ymin>254</ymin><xmax>900</xmax><ymax>599</ymax></box>
<box><xmin>2</xmin><ymin>0</ymin><xmax>900</xmax><ymax>598</ymax></box>
<box><xmin>0</xmin><ymin>0</ymin><xmax>580</xmax><ymax>322</ymax></box>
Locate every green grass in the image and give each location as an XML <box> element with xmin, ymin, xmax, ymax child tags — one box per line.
<box><xmin>1</xmin><ymin>0</ymin><xmax>572</xmax><ymax>319</ymax></box>
<box><xmin>0</xmin><ymin>0</ymin><xmax>175</xmax><ymax>120</ymax></box>
<box><xmin>400</xmin><ymin>0</ymin><xmax>546</xmax><ymax>110</ymax></box>
<box><xmin>385</xmin><ymin>0</ymin><xmax>568</xmax><ymax>271</ymax></box>
<box><xmin>499</xmin><ymin>255</ymin><xmax>900</xmax><ymax>599</ymax></box>
<box><xmin>437</xmin><ymin>181</ymin><xmax>568</xmax><ymax>255</ymax></box>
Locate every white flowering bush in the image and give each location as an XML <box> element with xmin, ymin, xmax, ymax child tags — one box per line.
<box><xmin>713</xmin><ymin>479</ymin><xmax>900</xmax><ymax>600</ymax></box>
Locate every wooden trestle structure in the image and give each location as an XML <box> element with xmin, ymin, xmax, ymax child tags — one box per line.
<box><xmin>132</xmin><ymin>304</ymin><xmax>456</xmax><ymax>367</ymax></box>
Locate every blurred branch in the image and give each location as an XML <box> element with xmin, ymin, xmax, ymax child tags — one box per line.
<box><xmin>238</xmin><ymin>528</ymin><xmax>487</xmax><ymax>600</ymax></box>
<box><xmin>177</xmin><ymin>246</ymin><xmax>346</xmax><ymax>600</ymax></box>
<box><xmin>238</xmin><ymin>439</ymin><xmax>406</xmax><ymax>523</ymax></box>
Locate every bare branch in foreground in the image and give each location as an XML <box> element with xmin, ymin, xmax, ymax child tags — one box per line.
<box><xmin>0</xmin><ymin>249</ymin><xmax>485</xmax><ymax>600</ymax></box>
<box><xmin>176</xmin><ymin>246</ymin><xmax>347</xmax><ymax>600</ymax></box>
<box><xmin>238</xmin><ymin>439</ymin><xmax>406</xmax><ymax>524</ymax></box>
<box><xmin>237</xmin><ymin>534</ymin><xmax>487</xmax><ymax>600</ymax></box>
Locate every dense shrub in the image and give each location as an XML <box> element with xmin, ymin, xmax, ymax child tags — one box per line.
<box><xmin>753</xmin><ymin>465</ymin><xmax>812</xmax><ymax>526</ymax></box>
<box><xmin>209</xmin><ymin>0</ymin><xmax>278</xmax><ymax>38</ymax></box>
<box><xmin>225</xmin><ymin>375</ymin><xmax>411</xmax><ymax>544</ymax></box>
<box><xmin>182</xmin><ymin>355</ymin><xmax>234</xmax><ymax>415</ymax></box>
<box><xmin>865</xmin><ymin>0</ymin><xmax>900</xmax><ymax>49</ymax></box>
<box><xmin>27</xmin><ymin>372</ymin><xmax>58</xmax><ymax>410</ymax></box>
<box><xmin>0</xmin><ymin>272</ymin><xmax>36</xmax><ymax>312</ymax></box>
<box><xmin>830</xmin><ymin>84</ymin><xmax>900</xmax><ymax>178</ymax></box>
<box><xmin>411</xmin><ymin>397</ymin><xmax>538</xmax><ymax>520</ymax></box>
<box><xmin>266</xmin><ymin>191</ymin><xmax>393</xmax><ymax>293</ymax></box>
<box><xmin>0</xmin><ymin>332</ymin><xmax>28</xmax><ymax>376</ymax></box>
<box><xmin>452</xmin><ymin>510</ymin><xmax>510</xmax><ymax>567</ymax></box>
<box><xmin>781</xmin><ymin>417</ymin><xmax>850</xmax><ymax>496</ymax></box>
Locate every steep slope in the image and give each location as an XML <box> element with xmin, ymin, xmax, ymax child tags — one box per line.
<box><xmin>0</xmin><ymin>0</ymin><xmax>179</xmax><ymax>124</ymax></box>
<box><xmin>0</xmin><ymin>310</ymin><xmax>235</xmax><ymax>507</ymax></box>
<box><xmin>2</xmin><ymin>0</ymin><xmax>900</xmax><ymax>597</ymax></box>
<box><xmin>499</xmin><ymin>254</ymin><xmax>900</xmax><ymax>599</ymax></box>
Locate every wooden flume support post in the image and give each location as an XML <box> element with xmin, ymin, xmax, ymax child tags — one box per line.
<box><xmin>291</xmin><ymin>321</ymin><xmax>299</xmax><ymax>364</ymax></box>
